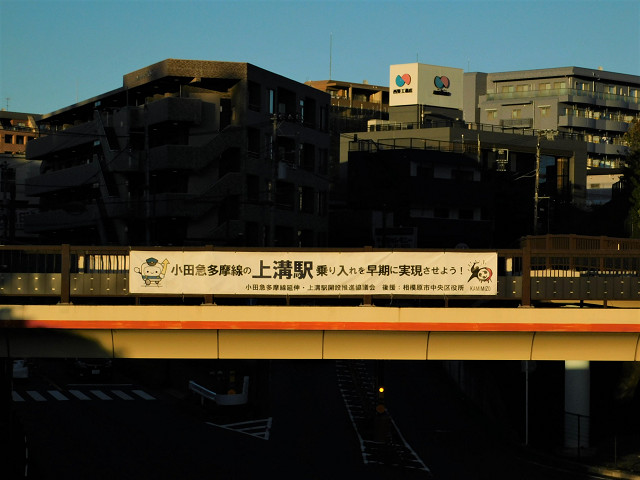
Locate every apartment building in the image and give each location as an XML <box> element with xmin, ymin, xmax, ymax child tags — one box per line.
<box><xmin>305</xmin><ymin>79</ymin><xmax>389</xmax><ymax>185</ymax></box>
<box><xmin>305</xmin><ymin>79</ymin><xmax>389</xmax><ymax>129</ymax></box>
<box><xmin>1</xmin><ymin>110</ymin><xmax>39</xmax><ymax>155</ymax></box>
<box><xmin>467</xmin><ymin>67</ymin><xmax>640</xmax><ymax>169</ymax></box>
<box><xmin>331</xmin><ymin>63</ymin><xmax>591</xmax><ymax>247</ymax></box>
<box><xmin>25</xmin><ymin>59</ymin><xmax>331</xmax><ymax>247</ymax></box>
<box><xmin>0</xmin><ymin>110</ymin><xmax>41</xmax><ymax>242</ymax></box>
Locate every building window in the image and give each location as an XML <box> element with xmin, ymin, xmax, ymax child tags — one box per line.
<box><xmin>486</xmin><ymin>109</ymin><xmax>497</xmax><ymax>120</ymax></box>
<box><xmin>298</xmin><ymin>186</ymin><xmax>314</xmax><ymax>213</ymax></box>
<box><xmin>317</xmin><ymin>191</ymin><xmax>327</xmax><ymax>216</ymax></box>
<box><xmin>275</xmin><ymin>181</ymin><xmax>295</xmax><ymax>210</ymax></box>
<box><xmin>300</xmin><ymin>143</ymin><xmax>315</xmax><ymax>171</ymax></box>
<box><xmin>4</xmin><ymin>135</ymin><xmax>12</xmax><ymax>144</ymax></box>
<box><xmin>320</xmin><ymin>106</ymin><xmax>328</xmax><ymax>131</ymax></box>
<box><xmin>516</xmin><ymin>84</ymin><xmax>529</xmax><ymax>92</ymax></box>
<box><xmin>303</xmin><ymin>97</ymin><xmax>316</xmax><ymax>128</ymax></box>
<box><xmin>452</xmin><ymin>169</ymin><xmax>474</xmax><ymax>182</ymax></box>
<box><xmin>539</xmin><ymin>83</ymin><xmax>551</xmax><ymax>91</ymax></box>
<box><xmin>268</xmin><ymin>89</ymin><xmax>275</xmax><ymax>115</ymax></box>
<box><xmin>246</xmin><ymin>174</ymin><xmax>260</xmax><ymax>202</ymax></box>
<box><xmin>501</xmin><ymin>85</ymin><xmax>514</xmax><ymax>93</ymax></box>
<box><xmin>575</xmin><ymin>81</ymin><xmax>588</xmax><ymax>91</ymax></box>
<box><xmin>318</xmin><ymin>148</ymin><xmax>328</xmax><ymax>175</ymax></box>
<box><xmin>434</xmin><ymin>207</ymin><xmax>449</xmax><ymax>219</ymax></box>
<box><xmin>248</xmin><ymin>81</ymin><xmax>261</xmax><ymax>111</ymax></box>
<box><xmin>458</xmin><ymin>209</ymin><xmax>474</xmax><ymax>220</ymax></box>
<box><xmin>247</xmin><ymin>128</ymin><xmax>260</xmax><ymax>156</ymax></box>
<box><xmin>417</xmin><ymin>165</ymin><xmax>433</xmax><ymax>179</ymax></box>
<box><xmin>554</xmin><ymin>81</ymin><xmax>566</xmax><ymax>90</ymax></box>
<box><xmin>511</xmin><ymin>108</ymin><xmax>522</xmax><ymax>119</ymax></box>
<box><xmin>631</xmin><ymin>88</ymin><xmax>638</xmax><ymax>98</ymax></box>
<box><xmin>277</xmin><ymin>87</ymin><xmax>296</xmax><ymax>117</ymax></box>
<box><xmin>539</xmin><ymin>105</ymin><xmax>550</xmax><ymax>118</ymax></box>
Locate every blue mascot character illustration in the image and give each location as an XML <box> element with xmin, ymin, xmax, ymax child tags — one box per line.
<box><xmin>134</xmin><ymin>257</ymin><xmax>169</xmax><ymax>286</ymax></box>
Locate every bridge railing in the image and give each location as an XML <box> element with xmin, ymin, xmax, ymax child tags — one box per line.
<box><xmin>0</xmin><ymin>235</ymin><xmax>638</xmax><ymax>306</ymax></box>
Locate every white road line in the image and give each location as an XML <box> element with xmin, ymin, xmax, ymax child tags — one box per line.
<box><xmin>12</xmin><ymin>391</ymin><xmax>25</xmax><ymax>402</ymax></box>
<box><xmin>111</xmin><ymin>390</ymin><xmax>134</xmax><ymax>400</ymax></box>
<box><xmin>132</xmin><ymin>389</ymin><xmax>155</xmax><ymax>400</ymax></box>
<box><xmin>48</xmin><ymin>390</ymin><xmax>69</xmax><ymax>401</ymax></box>
<box><xmin>69</xmin><ymin>389</ymin><xmax>91</xmax><ymax>401</ymax></box>
<box><xmin>90</xmin><ymin>390</ymin><xmax>113</xmax><ymax>400</ymax></box>
<box><xmin>26</xmin><ymin>391</ymin><xmax>47</xmax><ymax>402</ymax></box>
<box><xmin>206</xmin><ymin>418</ymin><xmax>272</xmax><ymax>440</ymax></box>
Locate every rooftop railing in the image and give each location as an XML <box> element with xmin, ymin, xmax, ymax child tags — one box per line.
<box><xmin>485</xmin><ymin>88</ymin><xmax>640</xmax><ymax>105</ymax></box>
<box><xmin>366</xmin><ymin>120</ymin><xmax>585</xmax><ymax>141</ymax></box>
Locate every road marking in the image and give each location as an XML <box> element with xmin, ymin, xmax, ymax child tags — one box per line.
<box><xmin>13</xmin><ymin>388</ymin><xmax>155</xmax><ymax>402</ymax></box>
<box><xmin>335</xmin><ymin>360</ymin><xmax>430</xmax><ymax>472</ymax></box>
<box><xmin>207</xmin><ymin>418</ymin><xmax>272</xmax><ymax>440</ymax></box>
<box><xmin>69</xmin><ymin>389</ymin><xmax>91</xmax><ymax>401</ymax></box>
<box><xmin>91</xmin><ymin>390</ymin><xmax>112</xmax><ymax>400</ymax></box>
<box><xmin>48</xmin><ymin>390</ymin><xmax>69</xmax><ymax>401</ymax></box>
<box><xmin>111</xmin><ymin>390</ymin><xmax>134</xmax><ymax>400</ymax></box>
<box><xmin>132</xmin><ymin>389</ymin><xmax>155</xmax><ymax>400</ymax></box>
<box><xmin>26</xmin><ymin>391</ymin><xmax>47</xmax><ymax>402</ymax></box>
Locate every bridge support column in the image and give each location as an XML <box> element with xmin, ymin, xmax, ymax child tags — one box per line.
<box><xmin>564</xmin><ymin>360</ymin><xmax>590</xmax><ymax>453</ymax></box>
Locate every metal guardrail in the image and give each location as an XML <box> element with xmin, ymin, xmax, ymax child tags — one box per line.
<box><xmin>364</xmin><ymin>120</ymin><xmax>585</xmax><ymax>141</ymax></box>
<box><xmin>0</xmin><ymin>235</ymin><xmax>637</xmax><ymax>305</ymax></box>
<box><xmin>189</xmin><ymin>377</ymin><xmax>249</xmax><ymax>406</ymax></box>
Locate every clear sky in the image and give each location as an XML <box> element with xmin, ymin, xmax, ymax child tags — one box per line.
<box><xmin>1</xmin><ymin>0</ymin><xmax>639</xmax><ymax>114</ymax></box>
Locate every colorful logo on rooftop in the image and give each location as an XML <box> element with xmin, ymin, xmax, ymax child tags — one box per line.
<box><xmin>433</xmin><ymin>75</ymin><xmax>452</xmax><ymax>96</ymax></box>
<box><xmin>395</xmin><ymin>73</ymin><xmax>412</xmax><ymax>87</ymax></box>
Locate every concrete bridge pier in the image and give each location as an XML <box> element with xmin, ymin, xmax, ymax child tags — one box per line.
<box><xmin>564</xmin><ymin>360</ymin><xmax>590</xmax><ymax>453</ymax></box>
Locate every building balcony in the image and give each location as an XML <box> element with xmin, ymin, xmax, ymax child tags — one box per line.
<box><xmin>24</xmin><ymin>204</ymin><xmax>102</xmax><ymax>233</ymax></box>
<box><xmin>501</xmin><ymin>118</ymin><xmax>533</xmax><ymax>129</ymax></box>
<box><xmin>558</xmin><ymin>115</ymin><xmax>597</xmax><ymax>129</ymax></box>
<box><xmin>331</xmin><ymin>98</ymin><xmax>387</xmax><ymax>113</ymax></box>
<box><xmin>148</xmin><ymin>144</ymin><xmax>206</xmax><ymax>170</ymax></box>
<box><xmin>587</xmin><ymin>142</ymin><xmax>628</xmax><ymax>156</ymax></box>
<box><xmin>484</xmin><ymin>88</ymin><xmax>640</xmax><ymax>110</ymax></box>
<box><xmin>26</xmin><ymin>122</ymin><xmax>97</xmax><ymax>159</ymax></box>
<box><xmin>558</xmin><ymin>115</ymin><xmax>630</xmax><ymax>133</ymax></box>
<box><xmin>143</xmin><ymin>193</ymin><xmax>197</xmax><ymax>218</ymax></box>
<box><xmin>25</xmin><ymin>162</ymin><xmax>101</xmax><ymax>196</ymax></box>
<box><xmin>145</xmin><ymin>96</ymin><xmax>203</xmax><ymax>126</ymax></box>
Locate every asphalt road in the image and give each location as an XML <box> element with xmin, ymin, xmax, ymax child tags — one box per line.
<box><xmin>8</xmin><ymin>359</ymin><xmax>606</xmax><ymax>479</ymax></box>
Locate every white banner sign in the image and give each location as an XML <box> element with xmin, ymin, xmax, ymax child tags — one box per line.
<box><xmin>129</xmin><ymin>251</ymin><xmax>498</xmax><ymax>296</ymax></box>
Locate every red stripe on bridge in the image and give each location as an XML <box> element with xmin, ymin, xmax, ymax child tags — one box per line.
<box><xmin>6</xmin><ymin>320</ymin><xmax>640</xmax><ymax>333</ymax></box>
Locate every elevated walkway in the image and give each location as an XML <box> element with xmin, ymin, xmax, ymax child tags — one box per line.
<box><xmin>1</xmin><ymin>304</ymin><xmax>639</xmax><ymax>361</ymax></box>
<box><xmin>0</xmin><ymin>234</ymin><xmax>638</xmax><ymax>360</ymax></box>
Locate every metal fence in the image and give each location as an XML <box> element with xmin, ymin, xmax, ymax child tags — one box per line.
<box><xmin>0</xmin><ymin>235</ymin><xmax>637</xmax><ymax>305</ymax></box>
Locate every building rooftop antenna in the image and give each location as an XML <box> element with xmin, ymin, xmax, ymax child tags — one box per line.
<box><xmin>329</xmin><ymin>33</ymin><xmax>332</xmax><ymax>80</ymax></box>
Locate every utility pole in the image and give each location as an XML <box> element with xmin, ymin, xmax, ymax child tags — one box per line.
<box><xmin>534</xmin><ymin>130</ymin><xmax>557</xmax><ymax>235</ymax></box>
<box><xmin>534</xmin><ymin>134</ymin><xmax>541</xmax><ymax>235</ymax></box>
<box><xmin>269</xmin><ymin>114</ymin><xmax>279</xmax><ymax>247</ymax></box>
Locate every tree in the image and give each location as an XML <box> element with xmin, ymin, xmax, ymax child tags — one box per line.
<box><xmin>623</xmin><ymin>119</ymin><xmax>640</xmax><ymax>237</ymax></box>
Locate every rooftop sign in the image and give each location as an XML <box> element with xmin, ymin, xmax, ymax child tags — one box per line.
<box><xmin>389</xmin><ymin>63</ymin><xmax>463</xmax><ymax>109</ymax></box>
<box><xmin>129</xmin><ymin>251</ymin><xmax>497</xmax><ymax>296</ymax></box>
